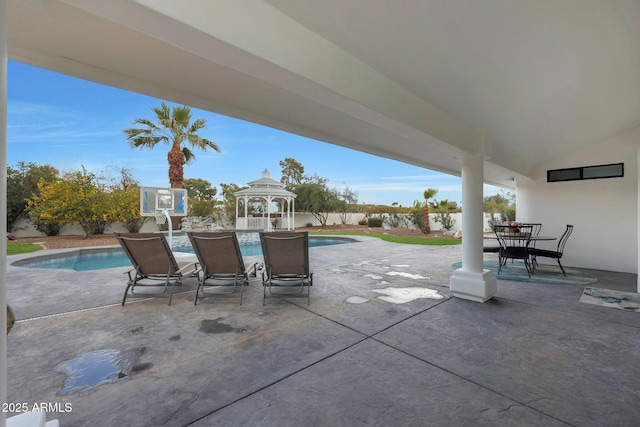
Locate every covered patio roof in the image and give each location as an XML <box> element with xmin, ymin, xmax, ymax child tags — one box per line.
<box><xmin>8</xmin><ymin>1</ymin><xmax>640</xmax><ymax>186</ymax></box>
<box><xmin>3</xmin><ymin>1</ymin><xmax>640</xmax><ymax>421</ymax></box>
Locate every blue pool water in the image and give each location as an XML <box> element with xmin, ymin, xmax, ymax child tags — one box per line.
<box><xmin>15</xmin><ymin>237</ymin><xmax>353</xmax><ymax>271</ymax></box>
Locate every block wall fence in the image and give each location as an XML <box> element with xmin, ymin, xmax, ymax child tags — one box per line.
<box><xmin>9</xmin><ymin>213</ymin><xmax>504</xmax><ymax>238</ymax></box>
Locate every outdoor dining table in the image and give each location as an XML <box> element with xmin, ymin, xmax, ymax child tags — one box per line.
<box><xmin>484</xmin><ymin>233</ymin><xmax>558</xmax><ymax>276</ymax></box>
<box><xmin>483</xmin><ymin>234</ymin><xmax>557</xmax><ymax>252</ymax></box>
<box><xmin>484</xmin><ymin>234</ymin><xmax>557</xmax><ymax>242</ymax></box>
<box><xmin>522</xmin><ymin>235</ymin><xmax>557</xmax><ymax>242</ymax></box>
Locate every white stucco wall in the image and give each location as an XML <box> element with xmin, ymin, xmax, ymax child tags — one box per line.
<box><xmin>11</xmin><ymin>211</ymin><xmax>504</xmax><ymax>238</ymax></box>
<box><xmin>517</xmin><ymin>128</ymin><xmax>640</xmax><ymax>273</ymax></box>
<box><xmin>293</xmin><ymin>212</ymin><xmax>498</xmax><ymax>233</ymax></box>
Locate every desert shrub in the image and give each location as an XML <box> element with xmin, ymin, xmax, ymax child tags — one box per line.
<box><xmin>408</xmin><ymin>202</ymin><xmax>423</xmax><ymax>230</ymax></box>
<box><xmin>32</xmin><ymin>219</ymin><xmax>62</xmax><ymax>236</ymax></box>
<box><xmin>367</xmin><ymin>217</ymin><xmax>384</xmax><ymax>227</ymax></box>
<box><xmin>434</xmin><ymin>212</ymin><xmax>455</xmax><ymax>231</ymax></box>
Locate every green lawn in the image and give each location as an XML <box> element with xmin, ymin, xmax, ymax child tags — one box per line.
<box><xmin>4</xmin><ymin>232</ymin><xmax>460</xmax><ymax>255</ymax></box>
<box><xmin>314</xmin><ymin>231</ymin><xmax>461</xmax><ymax>246</ymax></box>
<box><xmin>7</xmin><ymin>243</ymin><xmax>43</xmax><ymax>255</ymax></box>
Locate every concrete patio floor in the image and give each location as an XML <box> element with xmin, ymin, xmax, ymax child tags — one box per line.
<box><xmin>6</xmin><ymin>236</ymin><xmax>640</xmax><ymax>426</ymax></box>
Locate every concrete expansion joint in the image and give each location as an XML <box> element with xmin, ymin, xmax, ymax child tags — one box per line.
<box><xmin>15</xmin><ymin>301</ymin><xmax>132</xmax><ymax>323</ymax></box>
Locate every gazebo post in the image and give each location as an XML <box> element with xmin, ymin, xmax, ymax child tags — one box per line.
<box><xmin>278</xmin><ymin>200</ymin><xmax>282</xmax><ymax>229</ymax></box>
<box><xmin>235</xmin><ymin>197</ymin><xmax>239</xmax><ymax>228</ymax></box>
<box><xmin>267</xmin><ymin>196</ymin><xmax>272</xmax><ymax>231</ymax></box>
<box><xmin>243</xmin><ymin>196</ymin><xmax>248</xmax><ymax>229</ymax></box>
<box><xmin>284</xmin><ymin>198</ymin><xmax>288</xmax><ymax>230</ymax></box>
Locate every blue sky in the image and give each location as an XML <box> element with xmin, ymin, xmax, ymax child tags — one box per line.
<box><xmin>8</xmin><ymin>60</ymin><xmax>503</xmax><ymax>207</ymax></box>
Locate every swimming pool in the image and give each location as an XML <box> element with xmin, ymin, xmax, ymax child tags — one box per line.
<box><xmin>13</xmin><ymin>236</ymin><xmax>354</xmax><ymax>271</ymax></box>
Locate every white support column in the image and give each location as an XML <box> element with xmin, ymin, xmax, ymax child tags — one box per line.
<box><xmin>637</xmin><ymin>150</ymin><xmax>640</xmax><ymax>293</ymax></box>
<box><xmin>1</xmin><ymin>0</ymin><xmax>8</xmax><ymax>421</ymax></box>
<box><xmin>450</xmin><ymin>154</ymin><xmax>497</xmax><ymax>302</ymax></box>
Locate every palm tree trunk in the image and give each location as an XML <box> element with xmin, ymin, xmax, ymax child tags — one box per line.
<box><xmin>422</xmin><ymin>204</ymin><xmax>431</xmax><ymax>234</ymax></box>
<box><xmin>168</xmin><ymin>143</ymin><xmax>185</xmax><ymax>188</ymax></box>
<box><xmin>167</xmin><ymin>142</ymin><xmax>186</xmax><ymax>230</ymax></box>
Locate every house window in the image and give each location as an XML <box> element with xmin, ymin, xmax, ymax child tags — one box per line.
<box><xmin>547</xmin><ymin>163</ymin><xmax>624</xmax><ymax>182</ymax></box>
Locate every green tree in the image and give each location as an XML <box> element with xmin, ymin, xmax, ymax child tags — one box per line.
<box><xmin>294</xmin><ymin>181</ymin><xmax>340</xmax><ymax>226</ymax></box>
<box><xmin>336</xmin><ymin>185</ymin><xmax>359</xmax><ymax>225</ymax></box>
<box><xmin>124</xmin><ymin>102</ymin><xmax>220</xmax><ymax>188</ymax></box>
<box><xmin>422</xmin><ymin>188</ymin><xmax>438</xmax><ymax>234</ymax></box>
<box><xmin>7</xmin><ymin>162</ymin><xmax>58</xmax><ymax>231</ymax></box>
<box><xmin>28</xmin><ymin>167</ymin><xmax>110</xmax><ymax>236</ymax></box>
<box><xmin>106</xmin><ymin>167</ymin><xmax>143</xmax><ymax>233</ymax></box>
<box><xmin>279</xmin><ymin>157</ymin><xmax>305</xmax><ymax>190</ymax></box>
<box><xmin>184</xmin><ymin>178</ymin><xmax>218</xmax><ymax>217</ymax></box>
<box><xmin>484</xmin><ymin>190</ymin><xmax>516</xmax><ymax>228</ymax></box>
<box><xmin>219</xmin><ymin>182</ymin><xmax>245</xmax><ymax>226</ymax></box>
<box><xmin>109</xmin><ymin>187</ymin><xmax>143</xmax><ymax>232</ymax></box>
<box><xmin>105</xmin><ymin>166</ymin><xmax>138</xmax><ymax>190</ymax></box>
<box><xmin>429</xmin><ymin>199</ymin><xmax>459</xmax><ymax>213</ymax></box>
<box><xmin>483</xmin><ymin>190</ymin><xmax>515</xmax><ymax>213</ymax></box>
<box><xmin>303</xmin><ymin>173</ymin><xmax>329</xmax><ymax>186</ymax></box>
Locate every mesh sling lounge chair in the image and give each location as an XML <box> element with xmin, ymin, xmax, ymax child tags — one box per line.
<box><xmin>115</xmin><ymin>232</ymin><xmax>197</xmax><ymax>306</ymax></box>
<box><xmin>493</xmin><ymin>224</ymin><xmax>534</xmax><ymax>277</ymax></box>
<box><xmin>259</xmin><ymin>231</ymin><xmax>313</xmax><ymax>306</ymax></box>
<box><xmin>529</xmin><ymin>224</ymin><xmax>574</xmax><ymax>276</ymax></box>
<box><xmin>187</xmin><ymin>231</ymin><xmax>257</xmax><ymax>305</ymax></box>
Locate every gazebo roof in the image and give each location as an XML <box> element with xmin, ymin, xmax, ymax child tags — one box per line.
<box><xmin>234</xmin><ymin>169</ymin><xmax>297</xmax><ymax>199</ymax></box>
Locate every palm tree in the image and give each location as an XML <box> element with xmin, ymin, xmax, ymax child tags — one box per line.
<box><xmin>422</xmin><ymin>188</ymin><xmax>438</xmax><ymax>234</ymax></box>
<box><xmin>124</xmin><ymin>102</ymin><xmax>220</xmax><ymax>188</ymax></box>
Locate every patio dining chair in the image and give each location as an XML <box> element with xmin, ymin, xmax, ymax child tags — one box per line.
<box><xmin>529</xmin><ymin>225</ymin><xmax>574</xmax><ymax>276</ymax></box>
<box><xmin>483</xmin><ymin>241</ymin><xmax>501</xmax><ymax>256</ymax></box>
<box><xmin>522</xmin><ymin>223</ymin><xmax>542</xmax><ymax>237</ymax></box>
<box><xmin>259</xmin><ymin>231</ymin><xmax>313</xmax><ymax>305</ymax></box>
<box><xmin>493</xmin><ymin>224</ymin><xmax>534</xmax><ymax>277</ymax></box>
<box><xmin>115</xmin><ymin>232</ymin><xmax>197</xmax><ymax>306</ymax></box>
<box><xmin>187</xmin><ymin>231</ymin><xmax>257</xmax><ymax>305</ymax></box>
<box><xmin>522</xmin><ymin>222</ymin><xmax>542</xmax><ymax>251</ymax></box>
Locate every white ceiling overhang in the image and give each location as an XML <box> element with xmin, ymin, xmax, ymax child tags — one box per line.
<box><xmin>8</xmin><ymin>0</ymin><xmax>640</xmax><ymax>188</ymax></box>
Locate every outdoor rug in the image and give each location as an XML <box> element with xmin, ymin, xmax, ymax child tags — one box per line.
<box><xmin>452</xmin><ymin>261</ymin><xmax>598</xmax><ymax>285</ymax></box>
<box><xmin>580</xmin><ymin>287</ymin><xmax>640</xmax><ymax>312</ymax></box>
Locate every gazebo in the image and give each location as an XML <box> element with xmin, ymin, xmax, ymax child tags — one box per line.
<box><xmin>234</xmin><ymin>169</ymin><xmax>297</xmax><ymax>231</ymax></box>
